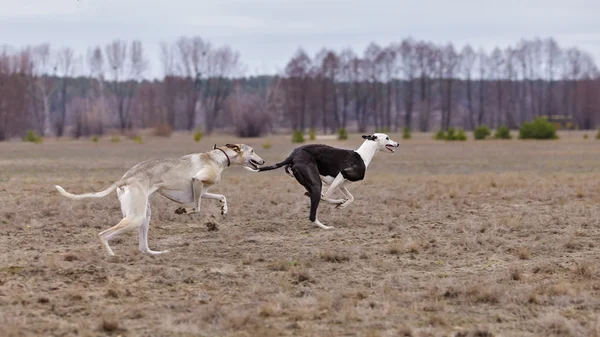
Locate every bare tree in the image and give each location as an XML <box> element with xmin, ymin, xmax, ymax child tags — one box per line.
<box><xmin>203</xmin><ymin>45</ymin><xmax>242</xmax><ymax>133</ymax></box>
<box><xmin>160</xmin><ymin>41</ymin><xmax>178</xmax><ymax>129</ymax></box>
<box><xmin>476</xmin><ymin>48</ymin><xmax>489</xmax><ymax>126</ymax></box>
<box><xmin>55</xmin><ymin>47</ymin><xmax>75</xmax><ymax>137</ymax></box>
<box><xmin>398</xmin><ymin>39</ymin><xmax>417</xmax><ymax>131</ymax></box>
<box><xmin>175</xmin><ymin>36</ymin><xmax>210</xmax><ymax>130</ymax></box>
<box><xmin>543</xmin><ymin>38</ymin><xmax>561</xmax><ymax>117</ymax></box>
<box><xmin>284</xmin><ymin>49</ymin><xmax>312</xmax><ymax>131</ymax></box>
<box><xmin>460</xmin><ymin>45</ymin><xmax>476</xmax><ymax>128</ymax></box>
<box><xmin>29</xmin><ymin>44</ymin><xmax>57</xmax><ymax>136</ymax></box>
<box><xmin>105</xmin><ymin>39</ymin><xmax>147</xmax><ymax>130</ymax></box>
<box><xmin>86</xmin><ymin>46</ymin><xmax>106</xmax><ymax>135</ymax></box>
<box><xmin>415</xmin><ymin>42</ymin><xmax>436</xmax><ymax>131</ymax></box>
<box><xmin>337</xmin><ymin>48</ymin><xmax>355</xmax><ymax>129</ymax></box>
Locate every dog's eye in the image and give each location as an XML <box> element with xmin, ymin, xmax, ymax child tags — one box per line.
<box><xmin>386</xmin><ymin>137</ymin><xmax>389</xmax><ymax>140</ymax></box>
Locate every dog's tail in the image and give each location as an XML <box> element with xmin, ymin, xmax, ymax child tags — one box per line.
<box><xmin>55</xmin><ymin>182</ymin><xmax>119</xmax><ymax>200</ymax></box>
<box><xmin>256</xmin><ymin>154</ymin><xmax>294</xmax><ymax>172</ymax></box>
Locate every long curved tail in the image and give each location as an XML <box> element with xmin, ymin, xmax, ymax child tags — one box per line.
<box><xmin>55</xmin><ymin>183</ymin><xmax>119</xmax><ymax>200</ymax></box>
<box><xmin>257</xmin><ymin>155</ymin><xmax>294</xmax><ymax>172</ymax></box>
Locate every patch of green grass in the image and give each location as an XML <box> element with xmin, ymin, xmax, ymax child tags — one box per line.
<box><xmin>194</xmin><ymin>129</ymin><xmax>203</xmax><ymax>142</ymax></box>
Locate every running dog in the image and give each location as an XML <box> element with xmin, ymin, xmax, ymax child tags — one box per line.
<box><xmin>250</xmin><ymin>133</ymin><xmax>399</xmax><ymax>229</ymax></box>
<box><xmin>55</xmin><ymin>144</ymin><xmax>265</xmax><ymax>256</ymax></box>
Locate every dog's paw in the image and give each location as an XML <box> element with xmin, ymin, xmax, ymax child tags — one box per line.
<box><xmin>221</xmin><ymin>205</ymin><xmax>228</xmax><ymax>215</ymax></box>
<box><xmin>335</xmin><ymin>200</ymin><xmax>349</xmax><ymax>209</ymax></box>
<box><xmin>174</xmin><ymin>207</ymin><xmax>187</xmax><ymax>215</ymax></box>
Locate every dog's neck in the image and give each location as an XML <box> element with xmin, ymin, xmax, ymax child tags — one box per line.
<box><xmin>355</xmin><ymin>140</ymin><xmax>379</xmax><ymax>167</ymax></box>
<box><xmin>212</xmin><ymin>149</ymin><xmax>236</xmax><ymax>169</ymax></box>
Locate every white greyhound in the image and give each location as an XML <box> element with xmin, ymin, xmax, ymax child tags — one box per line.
<box><xmin>55</xmin><ymin>144</ymin><xmax>265</xmax><ymax>256</ymax></box>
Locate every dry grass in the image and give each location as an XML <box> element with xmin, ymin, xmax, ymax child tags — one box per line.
<box><xmin>1</xmin><ymin>131</ymin><xmax>600</xmax><ymax>336</ymax></box>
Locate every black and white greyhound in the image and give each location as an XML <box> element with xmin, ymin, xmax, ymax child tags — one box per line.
<box><xmin>251</xmin><ymin>133</ymin><xmax>399</xmax><ymax>229</ymax></box>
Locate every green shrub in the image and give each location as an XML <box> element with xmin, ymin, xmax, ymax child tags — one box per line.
<box><xmin>456</xmin><ymin>128</ymin><xmax>467</xmax><ymax>141</ymax></box>
<box><xmin>435</xmin><ymin>130</ymin><xmax>446</xmax><ymax>140</ymax></box>
<box><xmin>583</xmin><ymin>134</ymin><xmax>588</xmax><ymax>140</ymax></box>
<box><xmin>337</xmin><ymin>128</ymin><xmax>348</xmax><ymax>140</ymax></box>
<box><xmin>193</xmin><ymin>129</ymin><xmax>203</xmax><ymax>142</ymax></box>
<box><xmin>402</xmin><ymin>127</ymin><xmax>411</xmax><ymax>140</ymax></box>
<box><xmin>473</xmin><ymin>125</ymin><xmax>491</xmax><ymax>140</ymax></box>
<box><xmin>446</xmin><ymin>128</ymin><xmax>456</xmax><ymax>141</ymax></box>
<box><xmin>292</xmin><ymin>129</ymin><xmax>305</xmax><ymax>143</ymax></box>
<box><xmin>308</xmin><ymin>128</ymin><xmax>316</xmax><ymax>140</ymax></box>
<box><xmin>24</xmin><ymin>130</ymin><xmax>43</xmax><ymax>144</ymax></box>
<box><xmin>110</xmin><ymin>135</ymin><xmax>120</xmax><ymax>143</ymax></box>
<box><xmin>133</xmin><ymin>135</ymin><xmax>143</xmax><ymax>144</ymax></box>
<box><xmin>91</xmin><ymin>136</ymin><xmax>99</xmax><ymax>143</ymax></box>
<box><xmin>494</xmin><ymin>125</ymin><xmax>512</xmax><ymax>139</ymax></box>
<box><xmin>262</xmin><ymin>139</ymin><xmax>272</xmax><ymax>149</ymax></box>
<box><xmin>519</xmin><ymin>117</ymin><xmax>558</xmax><ymax>139</ymax></box>
<box><xmin>596</xmin><ymin>128</ymin><xmax>600</xmax><ymax>140</ymax></box>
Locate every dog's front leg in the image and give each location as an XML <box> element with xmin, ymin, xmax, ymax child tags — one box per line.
<box><xmin>175</xmin><ymin>177</ymin><xmax>205</xmax><ymax>215</ymax></box>
<box><xmin>336</xmin><ymin>187</ymin><xmax>355</xmax><ymax>209</ymax></box>
<box><xmin>323</xmin><ymin>173</ymin><xmax>346</xmax><ymax>200</ymax></box>
<box><xmin>202</xmin><ymin>193</ymin><xmax>228</xmax><ymax>215</ymax></box>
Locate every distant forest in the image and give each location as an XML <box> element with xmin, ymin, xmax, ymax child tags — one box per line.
<box><xmin>1</xmin><ymin>37</ymin><xmax>599</xmax><ymax>140</ymax></box>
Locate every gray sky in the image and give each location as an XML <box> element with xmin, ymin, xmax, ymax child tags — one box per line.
<box><xmin>1</xmin><ymin>0</ymin><xmax>599</xmax><ymax>78</ymax></box>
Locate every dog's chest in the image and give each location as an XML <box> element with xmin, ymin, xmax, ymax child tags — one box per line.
<box><xmin>339</xmin><ymin>154</ymin><xmax>366</xmax><ymax>182</ymax></box>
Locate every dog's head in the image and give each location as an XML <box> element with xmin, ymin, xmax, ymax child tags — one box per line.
<box><xmin>219</xmin><ymin>143</ymin><xmax>265</xmax><ymax>170</ymax></box>
<box><xmin>361</xmin><ymin>133</ymin><xmax>399</xmax><ymax>153</ymax></box>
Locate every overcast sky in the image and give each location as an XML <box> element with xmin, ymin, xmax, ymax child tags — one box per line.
<box><xmin>1</xmin><ymin>0</ymin><xmax>599</xmax><ymax>78</ymax></box>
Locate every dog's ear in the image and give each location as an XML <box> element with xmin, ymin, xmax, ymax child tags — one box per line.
<box><xmin>225</xmin><ymin>144</ymin><xmax>241</xmax><ymax>152</ymax></box>
<box><xmin>362</xmin><ymin>134</ymin><xmax>377</xmax><ymax>141</ymax></box>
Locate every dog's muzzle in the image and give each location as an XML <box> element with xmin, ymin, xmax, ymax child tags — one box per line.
<box><xmin>385</xmin><ymin>144</ymin><xmax>398</xmax><ymax>153</ymax></box>
<box><xmin>246</xmin><ymin>159</ymin><xmax>265</xmax><ymax>170</ymax></box>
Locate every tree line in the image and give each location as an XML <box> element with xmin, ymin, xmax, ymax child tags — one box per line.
<box><xmin>0</xmin><ymin>37</ymin><xmax>599</xmax><ymax>140</ymax></box>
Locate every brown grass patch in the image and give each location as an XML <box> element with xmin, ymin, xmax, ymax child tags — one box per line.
<box><xmin>1</xmin><ymin>133</ymin><xmax>599</xmax><ymax>336</ymax></box>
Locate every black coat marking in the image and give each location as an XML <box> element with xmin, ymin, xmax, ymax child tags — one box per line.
<box><xmin>257</xmin><ymin>144</ymin><xmax>368</xmax><ymax>223</ymax></box>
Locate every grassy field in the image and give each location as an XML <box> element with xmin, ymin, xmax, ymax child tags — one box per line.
<box><xmin>1</xmin><ymin>131</ymin><xmax>600</xmax><ymax>337</ymax></box>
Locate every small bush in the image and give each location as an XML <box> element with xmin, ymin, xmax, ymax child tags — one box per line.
<box><xmin>596</xmin><ymin>128</ymin><xmax>600</xmax><ymax>140</ymax></box>
<box><xmin>91</xmin><ymin>136</ymin><xmax>99</xmax><ymax>143</ymax></box>
<box><xmin>292</xmin><ymin>129</ymin><xmax>305</xmax><ymax>143</ymax></box>
<box><xmin>110</xmin><ymin>135</ymin><xmax>120</xmax><ymax>143</ymax></box>
<box><xmin>519</xmin><ymin>117</ymin><xmax>558</xmax><ymax>139</ymax></box>
<box><xmin>337</xmin><ymin>127</ymin><xmax>348</xmax><ymax>140</ymax></box>
<box><xmin>193</xmin><ymin>129</ymin><xmax>203</xmax><ymax>142</ymax></box>
<box><xmin>494</xmin><ymin>125</ymin><xmax>512</xmax><ymax>139</ymax></box>
<box><xmin>308</xmin><ymin>128</ymin><xmax>316</xmax><ymax>140</ymax></box>
<box><xmin>402</xmin><ymin>127</ymin><xmax>411</xmax><ymax>139</ymax></box>
<box><xmin>435</xmin><ymin>130</ymin><xmax>446</xmax><ymax>140</ymax></box>
<box><xmin>153</xmin><ymin>124</ymin><xmax>173</xmax><ymax>137</ymax></box>
<box><xmin>473</xmin><ymin>125</ymin><xmax>491</xmax><ymax>140</ymax></box>
<box><xmin>262</xmin><ymin>139</ymin><xmax>272</xmax><ymax>149</ymax></box>
<box><xmin>24</xmin><ymin>130</ymin><xmax>43</xmax><ymax>144</ymax></box>
<box><xmin>133</xmin><ymin>135</ymin><xmax>143</xmax><ymax>144</ymax></box>
<box><xmin>455</xmin><ymin>128</ymin><xmax>467</xmax><ymax>141</ymax></box>
<box><xmin>583</xmin><ymin>134</ymin><xmax>588</xmax><ymax>140</ymax></box>
<box><xmin>446</xmin><ymin>128</ymin><xmax>456</xmax><ymax>141</ymax></box>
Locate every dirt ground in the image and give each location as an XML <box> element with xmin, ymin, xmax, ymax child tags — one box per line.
<box><xmin>1</xmin><ymin>131</ymin><xmax>600</xmax><ymax>337</ymax></box>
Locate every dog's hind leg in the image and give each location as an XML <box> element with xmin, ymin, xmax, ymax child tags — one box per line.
<box><xmin>202</xmin><ymin>192</ymin><xmax>228</xmax><ymax>215</ymax></box>
<box><xmin>138</xmin><ymin>201</ymin><xmax>169</xmax><ymax>255</ymax></box>
<box><xmin>292</xmin><ymin>162</ymin><xmax>332</xmax><ymax>230</ymax></box>
<box><xmin>98</xmin><ymin>185</ymin><xmax>147</xmax><ymax>256</ymax></box>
